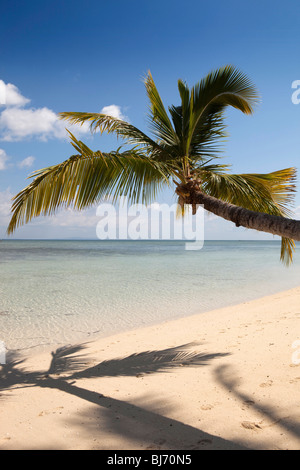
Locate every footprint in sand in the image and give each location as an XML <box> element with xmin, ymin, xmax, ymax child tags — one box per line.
<box><xmin>289</xmin><ymin>377</ymin><xmax>300</xmax><ymax>384</ymax></box>
<box><xmin>188</xmin><ymin>438</ymin><xmax>213</xmax><ymax>449</ymax></box>
<box><xmin>198</xmin><ymin>438</ymin><xmax>213</xmax><ymax>446</ymax></box>
<box><xmin>241</xmin><ymin>421</ymin><xmax>262</xmax><ymax>430</ymax></box>
<box><xmin>200</xmin><ymin>404</ymin><xmax>213</xmax><ymax>410</ymax></box>
<box><xmin>259</xmin><ymin>380</ymin><xmax>273</xmax><ymax>388</ymax></box>
<box><xmin>242</xmin><ymin>400</ymin><xmax>255</xmax><ymax>409</ymax></box>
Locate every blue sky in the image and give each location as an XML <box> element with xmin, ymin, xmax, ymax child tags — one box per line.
<box><xmin>0</xmin><ymin>0</ymin><xmax>299</xmax><ymax>239</ymax></box>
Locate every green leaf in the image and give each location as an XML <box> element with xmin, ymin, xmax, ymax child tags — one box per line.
<box><xmin>200</xmin><ymin>167</ymin><xmax>297</xmax><ymax>264</ymax></box>
<box><xmin>7</xmin><ymin>137</ymin><xmax>172</xmax><ymax>235</ymax></box>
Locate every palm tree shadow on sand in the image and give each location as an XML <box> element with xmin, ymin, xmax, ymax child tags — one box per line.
<box><xmin>0</xmin><ymin>342</ymin><xmax>250</xmax><ymax>450</ymax></box>
<box><xmin>214</xmin><ymin>364</ymin><xmax>300</xmax><ymax>444</ymax></box>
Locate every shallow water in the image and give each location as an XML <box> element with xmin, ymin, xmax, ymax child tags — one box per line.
<box><xmin>0</xmin><ymin>239</ymin><xmax>299</xmax><ymax>353</ymax></box>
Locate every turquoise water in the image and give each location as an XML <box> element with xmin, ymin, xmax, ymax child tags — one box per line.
<box><xmin>0</xmin><ymin>239</ymin><xmax>299</xmax><ymax>354</ymax></box>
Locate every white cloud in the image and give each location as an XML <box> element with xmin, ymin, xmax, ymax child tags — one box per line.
<box><xmin>100</xmin><ymin>105</ymin><xmax>125</xmax><ymax>120</ymax></box>
<box><xmin>0</xmin><ymin>102</ymin><xmax>126</xmax><ymax>142</ymax></box>
<box><xmin>0</xmin><ymin>106</ymin><xmax>58</xmax><ymax>141</ymax></box>
<box><xmin>0</xmin><ymin>189</ymin><xmax>13</xmax><ymax>227</ymax></box>
<box><xmin>18</xmin><ymin>156</ymin><xmax>35</xmax><ymax>168</ymax></box>
<box><xmin>0</xmin><ymin>79</ymin><xmax>94</xmax><ymax>141</ymax></box>
<box><xmin>0</xmin><ymin>149</ymin><xmax>9</xmax><ymax>170</ymax></box>
<box><xmin>0</xmin><ymin>106</ymin><xmax>92</xmax><ymax>141</ymax></box>
<box><xmin>0</xmin><ymin>79</ymin><xmax>126</xmax><ymax>141</ymax></box>
<box><xmin>48</xmin><ymin>207</ymin><xmax>100</xmax><ymax>228</ymax></box>
<box><xmin>0</xmin><ymin>80</ymin><xmax>30</xmax><ymax>107</ymax></box>
<box><xmin>0</xmin><ymin>150</ymin><xmax>35</xmax><ymax>171</ymax></box>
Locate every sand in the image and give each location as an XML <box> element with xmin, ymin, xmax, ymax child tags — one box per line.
<box><xmin>1</xmin><ymin>286</ymin><xmax>300</xmax><ymax>450</ymax></box>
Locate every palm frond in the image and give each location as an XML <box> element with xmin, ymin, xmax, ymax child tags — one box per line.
<box><xmin>168</xmin><ymin>103</ymin><xmax>227</xmax><ymax>163</ymax></box>
<box><xmin>7</xmin><ymin>134</ymin><xmax>172</xmax><ymax>234</ymax></box>
<box><xmin>169</xmin><ymin>79</ymin><xmax>191</xmax><ymax>155</ymax></box>
<box><xmin>193</xmin><ymin>65</ymin><xmax>260</xmax><ymax>115</ymax></box>
<box><xmin>187</xmin><ymin>65</ymin><xmax>260</xmax><ymax>156</ymax></box>
<box><xmin>280</xmin><ymin>237</ymin><xmax>296</xmax><ymax>266</ymax></box>
<box><xmin>200</xmin><ymin>167</ymin><xmax>297</xmax><ymax>264</ymax></box>
<box><xmin>189</xmin><ymin>106</ymin><xmax>228</xmax><ymax>160</ymax></box>
<box><xmin>144</xmin><ymin>71</ymin><xmax>180</xmax><ymax>147</ymax></box>
<box><xmin>59</xmin><ymin>111</ymin><xmax>161</xmax><ymax>151</ymax></box>
<box><xmin>201</xmin><ymin>167</ymin><xmax>296</xmax><ymax>217</ymax></box>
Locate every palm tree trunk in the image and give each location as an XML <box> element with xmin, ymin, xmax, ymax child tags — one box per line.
<box><xmin>176</xmin><ymin>184</ymin><xmax>300</xmax><ymax>241</ymax></box>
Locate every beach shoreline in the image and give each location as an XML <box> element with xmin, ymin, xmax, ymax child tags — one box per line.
<box><xmin>6</xmin><ymin>282</ymin><xmax>300</xmax><ymax>360</ymax></box>
<box><xmin>1</xmin><ymin>285</ymin><xmax>300</xmax><ymax>450</ymax></box>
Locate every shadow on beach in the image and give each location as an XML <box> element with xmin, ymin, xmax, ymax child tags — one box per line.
<box><xmin>214</xmin><ymin>364</ymin><xmax>300</xmax><ymax>444</ymax></box>
<box><xmin>0</xmin><ymin>342</ymin><xmax>251</xmax><ymax>450</ymax></box>
<box><xmin>5</xmin><ymin>342</ymin><xmax>299</xmax><ymax>449</ymax></box>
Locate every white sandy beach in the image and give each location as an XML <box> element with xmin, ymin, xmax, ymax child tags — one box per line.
<box><xmin>1</xmin><ymin>286</ymin><xmax>300</xmax><ymax>450</ymax></box>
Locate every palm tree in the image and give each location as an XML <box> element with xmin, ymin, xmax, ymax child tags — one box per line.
<box><xmin>7</xmin><ymin>66</ymin><xmax>300</xmax><ymax>264</ymax></box>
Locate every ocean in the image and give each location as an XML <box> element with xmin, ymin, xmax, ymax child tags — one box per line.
<box><xmin>0</xmin><ymin>239</ymin><xmax>299</xmax><ymax>354</ymax></box>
